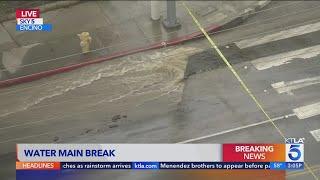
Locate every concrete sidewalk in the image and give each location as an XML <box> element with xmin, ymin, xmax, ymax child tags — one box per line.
<box><xmin>0</xmin><ymin>1</ymin><xmax>270</xmax><ymax>84</ymax></box>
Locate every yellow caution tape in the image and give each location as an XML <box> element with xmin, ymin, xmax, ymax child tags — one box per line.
<box><xmin>182</xmin><ymin>2</ymin><xmax>318</xmax><ymax>180</ymax></box>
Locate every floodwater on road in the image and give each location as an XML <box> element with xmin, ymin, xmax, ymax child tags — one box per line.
<box><xmin>0</xmin><ymin>46</ymin><xmax>202</xmax><ymax>121</ymax></box>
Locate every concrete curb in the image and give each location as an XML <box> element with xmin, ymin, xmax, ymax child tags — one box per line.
<box><xmin>0</xmin><ymin>1</ymin><xmax>81</xmax><ymax>23</ymax></box>
<box><xmin>0</xmin><ymin>1</ymin><xmax>271</xmax><ymax>88</ymax></box>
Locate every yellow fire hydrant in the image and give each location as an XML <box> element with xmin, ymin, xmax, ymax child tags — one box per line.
<box><xmin>77</xmin><ymin>32</ymin><xmax>92</xmax><ymax>54</ymax></box>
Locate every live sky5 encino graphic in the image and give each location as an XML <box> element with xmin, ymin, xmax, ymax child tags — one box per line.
<box><xmin>16</xmin><ymin>9</ymin><xmax>52</xmax><ymax>31</ymax></box>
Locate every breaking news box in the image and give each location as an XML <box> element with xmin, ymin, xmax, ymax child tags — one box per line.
<box><xmin>16</xmin><ymin>143</ymin><xmax>303</xmax><ymax>180</ymax></box>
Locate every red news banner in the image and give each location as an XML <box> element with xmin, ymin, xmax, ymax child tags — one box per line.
<box><xmin>223</xmin><ymin>144</ymin><xmax>285</xmax><ymax>162</ymax></box>
<box><xmin>16</xmin><ymin>9</ymin><xmax>40</xmax><ymax>18</ymax></box>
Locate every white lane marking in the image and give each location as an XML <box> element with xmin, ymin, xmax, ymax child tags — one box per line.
<box><xmin>177</xmin><ymin>113</ymin><xmax>295</xmax><ymax>144</ymax></box>
<box><xmin>271</xmin><ymin>76</ymin><xmax>320</xmax><ymax>95</ymax></box>
<box><xmin>293</xmin><ymin>102</ymin><xmax>320</xmax><ymax>119</ymax></box>
<box><xmin>235</xmin><ymin>21</ymin><xmax>320</xmax><ymax>49</ymax></box>
<box><xmin>310</xmin><ymin>129</ymin><xmax>320</xmax><ymax>142</ymax></box>
<box><xmin>0</xmin><ymin>113</ymin><xmax>296</xmax><ymax>144</ymax></box>
<box><xmin>251</xmin><ymin>44</ymin><xmax>320</xmax><ymax>70</ymax></box>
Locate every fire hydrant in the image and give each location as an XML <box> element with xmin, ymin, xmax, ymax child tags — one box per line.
<box><xmin>77</xmin><ymin>32</ymin><xmax>92</xmax><ymax>54</ymax></box>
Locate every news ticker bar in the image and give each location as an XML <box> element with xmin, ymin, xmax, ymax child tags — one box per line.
<box><xmin>16</xmin><ymin>162</ymin><xmax>304</xmax><ymax>170</ymax></box>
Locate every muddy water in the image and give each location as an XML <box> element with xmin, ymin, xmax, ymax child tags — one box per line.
<box><xmin>0</xmin><ymin>46</ymin><xmax>202</xmax><ymax>118</ymax></box>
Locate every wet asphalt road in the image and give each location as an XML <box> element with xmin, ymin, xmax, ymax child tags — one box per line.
<box><xmin>0</xmin><ymin>1</ymin><xmax>320</xmax><ymax>180</ymax></box>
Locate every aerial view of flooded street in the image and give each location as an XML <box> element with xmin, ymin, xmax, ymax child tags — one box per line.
<box><xmin>0</xmin><ymin>1</ymin><xmax>320</xmax><ymax>180</ymax></box>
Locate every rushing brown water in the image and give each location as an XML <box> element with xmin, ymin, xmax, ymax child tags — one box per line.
<box><xmin>0</xmin><ymin>46</ymin><xmax>202</xmax><ymax>118</ymax></box>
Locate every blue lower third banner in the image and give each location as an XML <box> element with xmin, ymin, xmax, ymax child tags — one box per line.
<box><xmin>270</xmin><ymin>162</ymin><xmax>286</xmax><ymax>170</ymax></box>
<box><xmin>16</xmin><ymin>24</ymin><xmax>52</xmax><ymax>31</ymax></box>
<box><xmin>286</xmin><ymin>162</ymin><xmax>304</xmax><ymax>170</ymax></box>
<box><xmin>57</xmin><ymin>162</ymin><xmax>273</xmax><ymax>170</ymax></box>
<box><xmin>269</xmin><ymin>162</ymin><xmax>304</xmax><ymax>170</ymax></box>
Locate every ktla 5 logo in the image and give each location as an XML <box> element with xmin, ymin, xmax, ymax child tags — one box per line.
<box><xmin>286</xmin><ymin>144</ymin><xmax>304</xmax><ymax>162</ymax></box>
